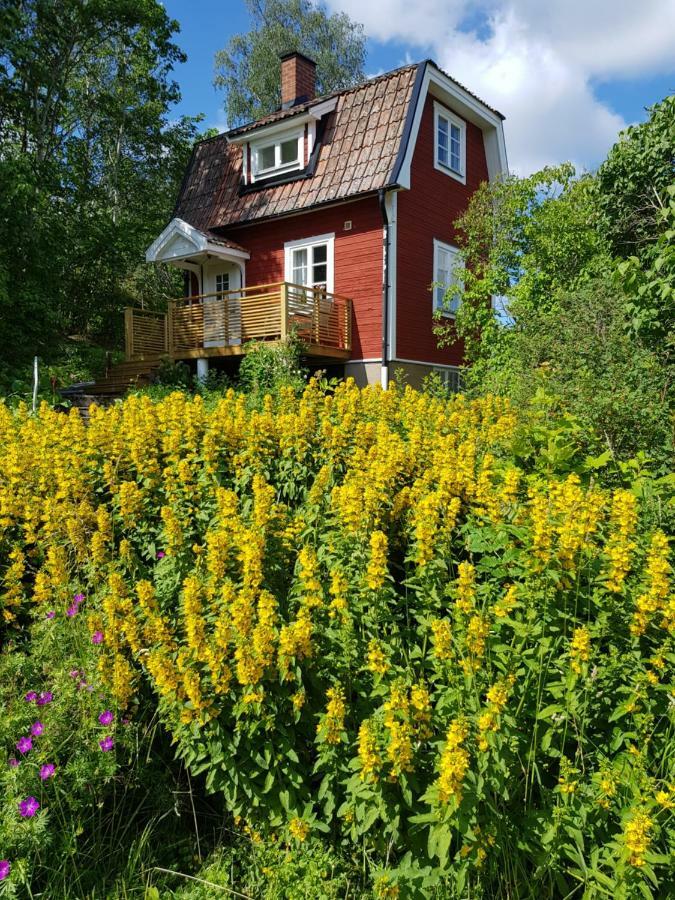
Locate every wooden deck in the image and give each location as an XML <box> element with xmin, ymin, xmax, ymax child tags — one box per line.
<box><xmin>124</xmin><ymin>282</ymin><xmax>352</xmax><ymax>362</ymax></box>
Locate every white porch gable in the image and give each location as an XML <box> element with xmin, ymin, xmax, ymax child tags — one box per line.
<box><xmin>145</xmin><ymin>218</ymin><xmax>249</xmax><ymax>265</ymax></box>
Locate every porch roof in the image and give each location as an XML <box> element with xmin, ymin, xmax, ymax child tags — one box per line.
<box><xmin>145</xmin><ymin>217</ymin><xmax>250</xmax><ymax>265</ymax></box>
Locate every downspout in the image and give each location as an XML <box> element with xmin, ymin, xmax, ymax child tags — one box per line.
<box><xmin>378</xmin><ymin>188</ymin><xmax>390</xmax><ymax>390</ymax></box>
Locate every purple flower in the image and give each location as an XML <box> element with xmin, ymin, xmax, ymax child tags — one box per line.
<box><xmin>73</xmin><ymin>593</ymin><xmax>85</xmax><ymax>603</ymax></box>
<box><xmin>8</xmin><ymin>757</ymin><xmax>19</xmax><ymax>768</ymax></box>
<box><xmin>0</xmin><ymin>860</ymin><xmax>9</xmax><ymax>881</ymax></box>
<box><xmin>24</xmin><ymin>691</ymin><xmax>37</xmax><ymax>703</ymax></box>
<box><xmin>69</xmin><ymin>669</ymin><xmax>80</xmax><ymax>679</ymax></box>
<box><xmin>36</xmin><ymin>691</ymin><xmax>53</xmax><ymax>706</ymax></box>
<box><xmin>45</xmin><ymin>610</ymin><xmax>55</xmax><ymax>620</ymax></box>
<box><xmin>39</xmin><ymin>764</ymin><xmax>55</xmax><ymax>780</ymax></box>
<box><xmin>78</xmin><ymin>680</ymin><xmax>88</xmax><ymax>690</ymax></box>
<box><xmin>99</xmin><ymin>736</ymin><xmax>114</xmax><ymax>752</ymax></box>
<box><xmin>19</xmin><ymin>796</ymin><xmax>39</xmax><ymax>818</ymax></box>
<box><xmin>16</xmin><ymin>736</ymin><xmax>32</xmax><ymax>754</ymax></box>
<box><xmin>98</xmin><ymin>710</ymin><xmax>114</xmax><ymax>726</ymax></box>
<box><xmin>157</xmin><ymin>551</ymin><xmax>166</xmax><ymax>559</ymax></box>
<box><xmin>66</xmin><ymin>605</ymin><xmax>78</xmax><ymax>617</ymax></box>
<box><xmin>30</xmin><ymin>721</ymin><xmax>44</xmax><ymax>738</ymax></box>
<box><xmin>91</xmin><ymin>631</ymin><xmax>104</xmax><ymax>645</ymax></box>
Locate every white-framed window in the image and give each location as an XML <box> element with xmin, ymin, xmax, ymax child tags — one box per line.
<box><xmin>433</xmin><ymin>239</ymin><xmax>464</xmax><ymax>317</ymax></box>
<box><xmin>433</xmin><ymin>366</ymin><xmax>462</xmax><ymax>394</ymax></box>
<box><xmin>434</xmin><ymin>101</ymin><xmax>466</xmax><ymax>183</ymax></box>
<box><xmin>215</xmin><ymin>272</ymin><xmax>230</xmax><ymax>294</ymax></box>
<box><xmin>284</xmin><ymin>233</ymin><xmax>334</xmax><ymax>293</ymax></box>
<box><xmin>250</xmin><ymin>128</ymin><xmax>303</xmax><ymax>181</ymax></box>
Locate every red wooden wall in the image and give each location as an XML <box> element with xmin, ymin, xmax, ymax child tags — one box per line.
<box><xmin>395</xmin><ymin>93</ymin><xmax>489</xmax><ymax>365</ymax></box>
<box><xmin>231</xmin><ymin>195</ymin><xmax>383</xmax><ymax>360</ymax></box>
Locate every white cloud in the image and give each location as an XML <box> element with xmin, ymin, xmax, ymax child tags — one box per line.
<box><xmin>325</xmin><ymin>0</ymin><xmax>675</xmax><ymax>174</ymax></box>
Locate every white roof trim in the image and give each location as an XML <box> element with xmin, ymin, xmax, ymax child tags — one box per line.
<box><xmin>396</xmin><ymin>64</ymin><xmax>508</xmax><ymax>189</ymax></box>
<box><xmin>227</xmin><ymin>97</ymin><xmax>338</xmax><ymax>146</ymax></box>
<box><xmin>145</xmin><ymin>218</ymin><xmax>249</xmax><ymax>264</ymax></box>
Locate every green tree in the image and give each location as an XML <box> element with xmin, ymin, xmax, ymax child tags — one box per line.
<box><xmin>0</xmin><ymin>0</ymin><xmax>200</xmax><ymax>373</ymax></box>
<box><xmin>214</xmin><ymin>0</ymin><xmax>366</xmax><ymax>127</ymax></box>
<box><xmin>594</xmin><ymin>95</ymin><xmax>675</xmax><ymax>258</ymax></box>
<box><xmin>435</xmin><ymin>150</ymin><xmax>673</xmax><ymax>464</ymax></box>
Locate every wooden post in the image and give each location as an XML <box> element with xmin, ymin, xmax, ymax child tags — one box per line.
<box><xmin>166</xmin><ymin>301</ymin><xmax>174</xmax><ymax>358</ymax></box>
<box><xmin>280</xmin><ymin>282</ymin><xmax>288</xmax><ymax>342</ymax></box>
<box><xmin>312</xmin><ymin>291</ymin><xmax>320</xmax><ymax>346</ymax></box>
<box><xmin>124</xmin><ymin>308</ymin><xmax>134</xmax><ymax>360</ymax></box>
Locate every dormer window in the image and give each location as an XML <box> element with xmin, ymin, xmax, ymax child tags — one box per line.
<box><xmin>251</xmin><ymin>128</ymin><xmax>304</xmax><ymax>181</ymax></box>
<box><xmin>434</xmin><ymin>101</ymin><xmax>466</xmax><ymax>183</ymax></box>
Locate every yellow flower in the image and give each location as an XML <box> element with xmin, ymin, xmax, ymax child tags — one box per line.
<box><xmin>493</xmin><ymin>584</ymin><xmax>518</xmax><ymax>618</ymax></box>
<box><xmin>569</xmin><ymin>626</ymin><xmax>591</xmax><ymax>675</ymax></box>
<box><xmin>366</xmin><ymin>530</ymin><xmax>388</xmax><ymax>590</ymax></box>
<box><xmin>318</xmin><ymin>685</ymin><xmax>346</xmax><ymax>745</ymax></box>
<box><xmin>367</xmin><ymin>639</ymin><xmax>390</xmax><ymax>676</ymax></box>
<box><xmin>456</xmin><ymin>562</ymin><xmax>476</xmax><ymax>613</ymax></box>
<box><xmin>623</xmin><ymin>810</ymin><xmax>653</xmax><ymax>867</ymax></box>
<box><xmin>386</xmin><ymin>720</ymin><xmax>414</xmax><ymax>776</ymax></box>
<box><xmin>430</xmin><ymin>618</ymin><xmax>453</xmax><ymax>660</ymax></box>
<box><xmin>437</xmin><ymin>718</ymin><xmax>470</xmax><ymax>804</ymax></box>
<box><xmin>357</xmin><ymin>719</ymin><xmax>381</xmax><ymax>782</ymax></box>
<box><xmin>288</xmin><ymin>817</ymin><xmax>310</xmax><ymax>842</ymax></box>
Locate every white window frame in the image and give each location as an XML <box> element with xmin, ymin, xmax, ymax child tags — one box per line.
<box><xmin>434</xmin><ymin>101</ymin><xmax>466</xmax><ymax>184</ymax></box>
<box><xmin>214</xmin><ymin>272</ymin><xmax>230</xmax><ymax>294</ymax></box>
<box><xmin>250</xmin><ymin>127</ymin><xmax>304</xmax><ymax>182</ymax></box>
<box><xmin>284</xmin><ymin>233</ymin><xmax>335</xmax><ymax>293</ymax></box>
<box><xmin>433</xmin><ymin>239</ymin><xmax>464</xmax><ymax>318</ymax></box>
<box><xmin>433</xmin><ymin>365</ymin><xmax>462</xmax><ymax>394</ymax></box>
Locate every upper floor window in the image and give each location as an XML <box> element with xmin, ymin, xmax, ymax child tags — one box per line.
<box><xmin>434</xmin><ymin>102</ymin><xmax>466</xmax><ymax>183</ymax></box>
<box><xmin>250</xmin><ymin>128</ymin><xmax>303</xmax><ymax>181</ymax></box>
<box><xmin>433</xmin><ymin>239</ymin><xmax>463</xmax><ymax>317</ymax></box>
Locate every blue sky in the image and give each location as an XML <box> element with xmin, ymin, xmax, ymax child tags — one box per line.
<box><xmin>162</xmin><ymin>0</ymin><xmax>675</xmax><ymax>174</ymax></box>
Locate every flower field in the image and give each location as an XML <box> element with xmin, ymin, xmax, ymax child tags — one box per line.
<box><xmin>0</xmin><ymin>380</ymin><xmax>673</xmax><ymax>897</ymax></box>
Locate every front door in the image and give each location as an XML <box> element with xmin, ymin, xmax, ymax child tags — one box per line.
<box><xmin>203</xmin><ymin>267</ymin><xmax>243</xmax><ymax>348</ymax></box>
<box><xmin>204</xmin><ymin>271</ymin><xmax>229</xmax><ymax>348</ymax></box>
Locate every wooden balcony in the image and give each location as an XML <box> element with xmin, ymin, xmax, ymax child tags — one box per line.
<box><xmin>124</xmin><ymin>282</ymin><xmax>352</xmax><ymax>362</ymax></box>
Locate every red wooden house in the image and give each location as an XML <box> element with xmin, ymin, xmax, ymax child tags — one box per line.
<box><xmin>136</xmin><ymin>52</ymin><xmax>507</xmax><ymax>388</ymax></box>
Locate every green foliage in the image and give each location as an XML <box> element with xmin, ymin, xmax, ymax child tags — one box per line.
<box><xmin>168</xmin><ymin>840</ymin><xmax>358</xmax><ymax>899</ymax></box>
<box><xmin>214</xmin><ymin>0</ymin><xmax>366</xmax><ymax>126</ymax></box>
<box><xmin>238</xmin><ymin>334</ymin><xmax>308</xmax><ymax>400</ymax></box>
<box><xmin>0</xmin><ymin>0</ymin><xmax>200</xmax><ymax>369</ymax></box>
<box><xmin>435</xmin><ymin>100</ymin><xmax>674</xmax><ymax>468</ymax></box>
<box><xmin>595</xmin><ymin>95</ymin><xmax>675</xmax><ymax>257</ymax></box>
<box><xmin>0</xmin><ymin>604</ymin><xmax>205</xmax><ymax>897</ymax></box>
<box><xmin>618</xmin><ymin>184</ymin><xmax>675</xmax><ymax>356</ymax></box>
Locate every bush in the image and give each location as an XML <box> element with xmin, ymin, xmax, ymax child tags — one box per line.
<box><xmin>0</xmin><ymin>383</ymin><xmax>673</xmax><ymax>897</ymax></box>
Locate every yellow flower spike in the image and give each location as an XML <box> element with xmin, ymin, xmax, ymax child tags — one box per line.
<box><xmin>366</xmin><ymin>530</ymin><xmax>388</xmax><ymax>591</ymax></box>
<box><xmin>367</xmin><ymin>639</ymin><xmax>390</xmax><ymax>676</ymax></box>
<box><xmin>430</xmin><ymin>618</ymin><xmax>453</xmax><ymax>660</ymax></box>
<box><xmin>623</xmin><ymin>810</ymin><xmax>653</xmax><ymax>867</ymax></box>
<box><xmin>318</xmin><ymin>685</ymin><xmax>346</xmax><ymax>745</ymax></box>
<box><xmin>455</xmin><ymin>562</ymin><xmax>476</xmax><ymax>613</ymax></box>
<box><xmin>358</xmin><ymin>719</ymin><xmax>381</xmax><ymax>782</ymax></box>
<box><xmin>437</xmin><ymin>717</ymin><xmax>470</xmax><ymax>804</ymax></box>
<box><xmin>569</xmin><ymin>626</ymin><xmax>591</xmax><ymax>675</ymax></box>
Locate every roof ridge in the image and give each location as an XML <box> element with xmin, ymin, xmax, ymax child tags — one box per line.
<box><xmin>199</xmin><ymin>61</ymin><xmax>423</xmax><ymax>145</ymax></box>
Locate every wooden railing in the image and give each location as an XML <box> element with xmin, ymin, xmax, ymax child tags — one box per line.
<box><xmin>124</xmin><ymin>282</ymin><xmax>352</xmax><ymax>360</ymax></box>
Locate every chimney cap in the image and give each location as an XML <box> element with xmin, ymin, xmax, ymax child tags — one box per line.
<box><xmin>279</xmin><ymin>50</ymin><xmax>317</xmax><ymax>68</ymax></box>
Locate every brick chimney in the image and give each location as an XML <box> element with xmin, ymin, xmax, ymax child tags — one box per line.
<box><xmin>280</xmin><ymin>51</ymin><xmax>316</xmax><ymax>109</ymax></box>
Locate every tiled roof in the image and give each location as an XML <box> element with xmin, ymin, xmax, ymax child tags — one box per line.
<box><xmin>174</xmin><ymin>63</ymin><xmax>420</xmax><ymax>231</ymax></box>
<box><xmin>173</xmin><ymin>59</ymin><xmax>504</xmax><ymax>233</ymax></box>
<box><xmin>200</xmin><ymin>229</ymin><xmax>248</xmax><ymax>254</ymax></box>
